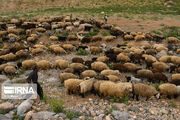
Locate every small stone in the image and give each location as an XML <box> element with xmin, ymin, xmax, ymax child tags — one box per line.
<box><xmin>79</xmin><ymin>116</ymin><xmax>85</xmax><ymax>120</ymax></box>
<box><xmin>58</xmin><ymin>113</ymin><xmax>66</xmax><ymax>118</ymax></box>
<box><xmin>71</xmin><ymin>118</ymin><xmax>79</xmax><ymax>120</ymax></box>
<box><xmin>112</xmin><ymin>103</ymin><xmax>126</xmax><ymax>110</ymax></box>
<box><xmin>0</xmin><ymin>114</ymin><xmax>11</xmax><ymax>120</ymax></box>
<box><xmin>32</xmin><ymin>111</ymin><xmax>56</xmax><ymax>120</ymax></box>
<box><xmin>128</xmin><ymin>106</ymin><xmax>140</xmax><ymax>112</ymax></box>
<box><xmin>105</xmin><ymin>115</ymin><xmax>112</xmax><ymax>120</ymax></box>
<box><xmin>112</xmin><ymin>111</ymin><xmax>129</xmax><ymax>120</ymax></box>
<box><xmin>161</xmin><ymin>108</ymin><xmax>168</xmax><ymax>114</ymax></box>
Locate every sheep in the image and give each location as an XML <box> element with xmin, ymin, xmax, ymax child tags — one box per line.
<box><xmin>15</xmin><ymin>50</ymin><xmax>29</xmax><ymax>58</ymax></box>
<box><xmin>64</xmin><ymin>79</ymin><xmax>84</xmax><ymax>94</ymax></box>
<box><xmin>78</xmin><ymin>78</ymin><xmax>95</xmax><ymax>97</ymax></box>
<box><xmin>0</xmin><ymin>31</ymin><xmax>7</xmax><ymax>37</ymax></box>
<box><xmin>100</xmin><ymin>70</ymin><xmax>119</xmax><ymax>76</ymax></box>
<box><xmin>113</xmin><ymin>63</ymin><xmax>126</xmax><ymax>72</ymax></box>
<box><xmin>99</xmin><ymin>81</ymin><xmax>116</xmax><ymax>97</ymax></box>
<box><xmin>111</xmin><ymin>27</ymin><xmax>124</xmax><ymax>36</ymax></box>
<box><xmin>0</xmin><ymin>53</ymin><xmax>16</xmax><ymax>61</ymax></box>
<box><xmin>4</xmin><ymin>65</ymin><xmax>16</xmax><ymax>75</ymax></box>
<box><xmin>103</xmin><ymin>36</ymin><xmax>116</xmax><ymax>42</ymax></box>
<box><xmin>145</xmin><ymin>49</ymin><xmax>157</xmax><ymax>55</ymax></box>
<box><xmin>117</xmin><ymin>53</ymin><xmax>130</xmax><ymax>63</ymax></box>
<box><xmin>151</xmin><ymin>71</ymin><xmax>168</xmax><ymax>83</ymax></box>
<box><xmin>91</xmin><ymin>62</ymin><xmax>109</xmax><ymax>72</ymax></box>
<box><xmin>59</xmin><ymin>73</ymin><xmax>78</xmax><ymax>83</ymax></box>
<box><xmin>49</xmin><ymin>36</ymin><xmax>58</xmax><ymax>41</ymax></box>
<box><xmin>35</xmin><ymin>27</ymin><xmax>46</xmax><ymax>32</ymax></box>
<box><xmin>34</xmin><ymin>44</ymin><xmax>47</xmax><ymax>49</ymax></box>
<box><xmin>169</xmin><ymin>74</ymin><xmax>180</xmax><ymax>85</ymax></box>
<box><xmin>72</xmin><ymin>57</ymin><xmax>84</xmax><ymax>64</ymax></box>
<box><xmin>69</xmin><ymin>63</ymin><xmax>87</xmax><ymax>74</ymax></box>
<box><xmin>22</xmin><ymin>60</ymin><xmax>36</xmax><ymax>69</ymax></box>
<box><xmin>30</xmin><ymin>48</ymin><xmax>44</xmax><ymax>55</ymax></box>
<box><xmin>0</xmin><ymin>63</ymin><xmax>14</xmax><ymax>72</ymax></box>
<box><xmin>67</xmin><ymin>35</ymin><xmax>78</xmax><ymax>41</ymax></box>
<box><xmin>90</xmin><ymin>46</ymin><xmax>102</xmax><ymax>55</ymax></box>
<box><xmin>143</xmin><ymin>54</ymin><xmax>157</xmax><ymax>68</ymax></box>
<box><xmin>176</xmin><ymin>49</ymin><xmax>180</xmax><ymax>54</ymax></box>
<box><xmin>158</xmin><ymin>83</ymin><xmax>178</xmax><ymax>99</ymax></box>
<box><xmin>36</xmin><ymin>60</ymin><xmax>51</xmax><ymax>70</ymax></box>
<box><xmin>132</xmin><ymin>83</ymin><xmax>158</xmax><ymax>101</ymax></box>
<box><xmin>51</xmin><ymin>46</ymin><xmax>66</xmax><ymax>54</ymax></box>
<box><xmin>137</xmin><ymin>69</ymin><xmax>153</xmax><ymax>80</ymax></box>
<box><xmin>170</xmin><ymin>56</ymin><xmax>180</xmax><ymax>65</ymax></box>
<box><xmin>81</xmin><ymin>70</ymin><xmax>97</xmax><ymax>78</ymax></box>
<box><xmin>125</xmin><ymin>76</ymin><xmax>142</xmax><ymax>83</ymax></box>
<box><xmin>107</xmin><ymin>75</ymin><xmax>120</xmax><ymax>82</ymax></box>
<box><xmin>63</xmin><ymin>68</ymin><xmax>74</xmax><ymax>73</ymax></box>
<box><xmin>134</xmin><ymin>35</ymin><xmax>145</xmax><ymax>41</ymax></box>
<box><xmin>97</xmin><ymin>56</ymin><xmax>109</xmax><ymax>63</ymax></box>
<box><xmin>156</xmin><ymin>46</ymin><xmax>168</xmax><ymax>52</ymax></box>
<box><xmin>62</xmin><ymin>44</ymin><xmax>75</xmax><ymax>51</ymax></box>
<box><xmin>124</xmin><ymin>34</ymin><xmax>134</xmax><ymax>40</ymax></box>
<box><xmin>113</xmin><ymin>48</ymin><xmax>123</xmax><ymax>54</ymax></box>
<box><xmin>92</xmin><ymin>35</ymin><xmax>102</xmax><ymax>42</ymax></box>
<box><xmin>0</xmin><ymin>49</ymin><xmax>9</xmax><ymax>56</ymax></box>
<box><xmin>159</xmin><ymin>56</ymin><xmax>171</xmax><ymax>63</ymax></box>
<box><xmin>93</xmin><ymin>80</ymin><xmax>105</xmax><ymax>96</ymax></box>
<box><xmin>124</xmin><ymin>63</ymin><xmax>139</xmax><ymax>72</ymax></box>
<box><xmin>130</xmin><ymin>53</ymin><xmax>144</xmax><ymax>64</ymax></box>
<box><xmin>55</xmin><ymin>59</ymin><xmax>69</xmax><ymax>69</ymax></box>
<box><xmin>95</xmin><ymin>75</ymin><xmax>109</xmax><ymax>80</ymax></box>
<box><xmin>167</xmin><ymin>37</ymin><xmax>179</xmax><ymax>43</ymax></box>
<box><xmin>152</xmin><ymin>62</ymin><xmax>169</xmax><ymax>72</ymax></box>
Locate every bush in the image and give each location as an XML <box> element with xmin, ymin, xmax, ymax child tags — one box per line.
<box><xmin>65</xmin><ymin>110</ymin><xmax>81</xmax><ymax>119</ymax></box>
<box><xmin>84</xmin><ymin>27</ymin><xmax>99</xmax><ymax>37</ymax></box>
<box><xmin>169</xmin><ymin>101</ymin><xmax>177</xmax><ymax>108</ymax></box>
<box><xmin>76</xmin><ymin>48</ymin><xmax>89</xmax><ymax>56</ymax></box>
<box><xmin>49</xmin><ymin>98</ymin><xmax>64</xmax><ymax>113</ymax></box>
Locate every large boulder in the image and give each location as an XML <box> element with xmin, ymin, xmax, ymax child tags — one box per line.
<box><xmin>17</xmin><ymin>99</ymin><xmax>34</xmax><ymax>115</ymax></box>
<box><xmin>32</xmin><ymin>111</ymin><xmax>56</xmax><ymax>120</ymax></box>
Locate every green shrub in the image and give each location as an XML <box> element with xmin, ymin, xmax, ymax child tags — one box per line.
<box><xmin>76</xmin><ymin>48</ymin><xmax>89</xmax><ymax>56</ymax></box>
<box><xmin>49</xmin><ymin>98</ymin><xmax>64</xmax><ymax>113</ymax></box>
<box><xmin>0</xmin><ymin>110</ymin><xmax>6</xmax><ymax>115</ymax></box>
<box><xmin>84</xmin><ymin>27</ymin><xmax>99</xmax><ymax>37</ymax></box>
<box><xmin>65</xmin><ymin>110</ymin><xmax>81</xmax><ymax>119</ymax></box>
<box><xmin>169</xmin><ymin>101</ymin><xmax>177</xmax><ymax>108</ymax></box>
<box><xmin>101</xmin><ymin>31</ymin><xmax>111</xmax><ymax>36</ymax></box>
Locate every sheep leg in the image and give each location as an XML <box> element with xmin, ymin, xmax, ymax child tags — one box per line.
<box><xmin>174</xmin><ymin>94</ymin><xmax>178</xmax><ymax>99</ymax></box>
<box><xmin>68</xmin><ymin>90</ymin><xmax>71</xmax><ymax>95</ymax></box>
<box><xmin>146</xmin><ymin>97</ymin><xmax>149</xmax><ymax>101</ymax></box>
<box><xmin>136</xmin><ymin>95</ymin><xmax>139</xmax><ymax>101</ymax></box>
<box><xmin>80</xmin><ymin>93</ymin><xmax>85</xmax><ymax>98</ymax></box>
<box><xmin>167</xmin><ymin>95</ymin><xmax>171</xmax><ymax>99</ymax></box>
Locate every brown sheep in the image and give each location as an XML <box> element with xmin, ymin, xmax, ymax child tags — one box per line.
<box><xmin>90</xmin><ymin>46</ymin><xmax>102</xmax><ymax>54</ymax></box>
<box><xmin>72</xmin><ymin>57</ymin><xmax>84</xmax><ymax>64</ymax></box>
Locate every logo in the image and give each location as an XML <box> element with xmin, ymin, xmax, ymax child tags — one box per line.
<box><xmin>1</xmin><ymin>84</ymin><xmax>37</xmax><ymax>99</ymax></box>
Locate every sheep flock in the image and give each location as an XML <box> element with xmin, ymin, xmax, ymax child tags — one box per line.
<box><xmin>0</xmin><ymin>15</ymin><xmax>180</xmax><ymax>102</ymax></box>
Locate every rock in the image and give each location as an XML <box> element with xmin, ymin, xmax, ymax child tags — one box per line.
<box><xmin>112</xmin><ymin>111</ymin><xmax>129</xmax><ymax>120</ymax></box>
<box><xmin>32</xmin><ymin>111</ymin><xmax>56</xmax><ymax>120</ymax></box>
<box><xmin>161</xmin><ymin>108</ymin><xmax>168</xmax><ymax>114</ymax></box>
<box><xmin>112</xmin><ymin>103</ymin><xmax>126</xmax><ymax>110</ymax></box>
<box><xmin>25</xmin><ymin>111</ymin><xmax>34</xmax><ymax>120</ymax></box>
<box><xmin>17</xmin><ymin>99</ymin><xmax>34</xmax><ymax>115</ymax></box>
<box><xmin>128</xmin><ymin>106</ymin><xmax>140</xmax><ymax>112</ymax></box>
<box><xmin>0</xmin><ymin>102</ymin><xmax>14</xmax><ymax>112</ymax></box>
<box><xmin>149</xmin><ymin>107</ymin><xmax>158</xmax><ymax>115</ymax></box>
<box><xmin>58</xmin><ymin>113</ymin><xmax>66</xmax><ymax>118</ymax></box>
<box><xmin>4</xmin><ymin>113</ymin><xmax>13</xmax><ymax>119</ymax></box>
<box><xmin>0</xmin><ymin>114</ymin><xmax>11</xmax><ymax>120</ymax></box>
<box><xmin>79</xmin><ymin>116</ymin><xmax>85</xmax><ymax>120</ymax></box>
<box><xmin>0</xmin><ymin>75</ymin><xmax>9</xmax><ymax>82</ymax></box>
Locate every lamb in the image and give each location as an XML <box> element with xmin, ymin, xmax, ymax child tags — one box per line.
<box><xmin>49</xmin><ymin>36</ymin><xmax>58</xmax><ymax>41</ymax></box>
<box><xmin>78</xmin><ymin>78</ymin><xmax>95</xmax><ymax>97</ymax></box>
<box><xmin>72</xmin><ymin>57</ymin><xmax>84</xmax><ymax>64</ymax></box>
<box><xmin>103</xmin><ymin>36</ymin><xmax>116</xmax><ymax>42</ymax></box>
<box><xmin>100</xmin><ymin>70</ymin><xmax>119</xmax><ymax>76</ymax></box>
<box><xmin>167</xmin><ymin>37</ymin><xmax>179</xmax><ymax>43</ymax></box>
<box><xmin>0</xmin><ymin>53</ymin><xmax>16</xmax><ymax>61</ymax></box>
<box><xmin>137</xmin><ymin>69</ymin><xmax>153</xmax><ymax>80</ymax></box>
<box><xmin>36</xmin><ymin>60</ymin><xmax>51</xmax><ymax>70</ymax></box>
<box><xmin>4</xmin><ymin>65</ymin><xmax>16</xmax><ymax>75</ymax></box>
<box><xmin>90</xmin><ymin>46</ymin><xmax>102</xmax><ymax>54</ymax></box>
<box><xmin>107</xmin><ymin>75</ymin><xmax>120</xmax><ymax>82</ymax></box>
<box><xmin>62</xmin><ymin>44</ymin><xmax>75</xmax><ymax>51</ymax></box>
<box><xmin>134</xmin><ymin>35</ymin><xmax>145</xmax><ymax>41</ymax></box>
<box><xmin>117</xmin><ymin>53</ymin><xmax>130</xmax><ymax>63</ymax></box>
<box><xmin>81</xmin><ymin>70</ymin><xmax>97</xmax><ymax>78</ymax></box>
<box><xmin>22</xmin><ymin>60</ymin><xmax>36</xmax><ymax>69</ymax></box>
<box><xmin>132</xmin><ymin>83</ymin><xmax>158</xmax><ymax>101</ymax></box>
<box><xmin>97</xmin><ymin>56</ymin><xmax>109</xmax><ymax>63</ymax></box>
<box><xmin>113</xmin><ymin>63</ymin><xmax>126</xmax><ymax>72</ymax></box>
<box><xmin>55</xmin><ymin>59</ymin><xmax>69</xmax><ymax>69</ymax></box>
<box><xmin>91</xmin><ymin>62</ymin><xmax>109</xmax><ymax>72</ymax></box>
<box><xmin>169</xmin><ymin>74</ymin><xmax>180</xmax><ymax>85</ymax></box>
<box><xmin>59</xmin><ymin>73</ymin><xmax>78</xmax><ymax>83</ymax></box>
<box><xmin>125</xmin><ymin>76</ymin><xmax>142</xmax><ymax>83</ymax></box>
<box><xmin>69</xmin><ymin>63</ymin><xmax>88</xmax><ymax>74</ymax></box>
<box><xmin>64</xmin><ymin>79</ymin><xmax>84</xmax><ymax>94</ymax></box>
<box><xmin>152</xmin><ymin>62</ymin><xmax>169</xmax><ymax>72</ymax></box>
<box><xmin>124</xmin><ymin>63</ymin><xmax>139</xmax><ymax>72</ymax></box>
<box><xmin>158</xmin><ymin>83</ymin><xmax>178</xmax><ymax>99</ymax></box>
